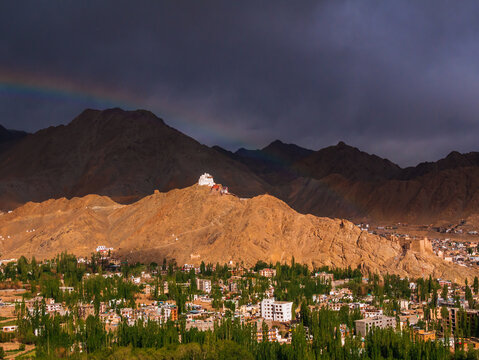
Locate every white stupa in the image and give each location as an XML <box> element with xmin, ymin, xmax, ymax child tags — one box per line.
<box><xmin>198</xmin><ymin>173</ymin><xmax>215</xmax><ymax>187</ymax></box>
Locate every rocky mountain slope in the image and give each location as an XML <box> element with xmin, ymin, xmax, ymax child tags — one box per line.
<box><xmin>232</xmin><ymin>141</ymin><xmax>479</xmax><ymax>222</ymax></box>
<box><xmin>293</xmin><ymin>141</ymin><xmax>402</xmax><ymax>182</ymax></box>
<box><xmin>216</xmin><ymin>140</ymin><xmax>313</xmax><ymax>185</ymax></box>
<box><xmin>0</xmin><ymin>125</ymin><xmax>27</xmax><ymax>153</ymax></box>
<box><xmin>280</xmin><ymin>161</ymin><xmax>479</xmax><ymax>223</ymax></box>
<box><xmin>0</xmin><ymin>108</ymin><xmax>268</xmax><ymax>210</ymax></box>
<box><xmin>0</xmin><ymin>185</ymin><xmax>474</xmax><ymax>282</ymax></box>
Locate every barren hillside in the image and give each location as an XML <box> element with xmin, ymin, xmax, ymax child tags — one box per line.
<box><xmin>0</xmin><ymin>185</ymin><xmax>475</xmax><ymax>282</ymax></box>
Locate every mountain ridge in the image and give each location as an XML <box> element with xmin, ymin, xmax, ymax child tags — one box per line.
<box><xmin>0</xmin><ymin>108</ymin><xmax>268</xmax><ymax>209</ymax></box>
<box><xmin>0</xmin><ymin>124</ymin><xmax>28</xmax><ymax>153</ymax></box>
<box><xmin>1</xmin><ymin>108</ymin><xmax>479</xmax><ymax>223</ymax></box>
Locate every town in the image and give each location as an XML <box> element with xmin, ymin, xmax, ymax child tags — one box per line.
<box><xmin>358</xmin><ymin>222</ymin><xmax>479</xmax><ymax>269</ymax></box>
<box><xmin>0</xmin><ymin>247</ymin><xmax>476</xmax><ymax>359</ymax></box>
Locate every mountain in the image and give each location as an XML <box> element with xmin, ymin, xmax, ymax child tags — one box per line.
<box><xmin>399</xmin><ymin>151</ymin><xmax>479</xmax><ymax>180</ymax></box>
<box><xmin>2</xmin><ymin>108</ymin><xmax>479</xmax><ymax>223</ymax></box>
<box><xmin>225</xmin><ymin>140</ymin><xmax>313</xmax><ymax>184</ymax></box>
<box><xmin>293</xmin><ymin>141</ymin><xmax>402</xmax><ymax>182</ymax></box>
<box><xmin>0</xmin><ymin>125</ymin><xmax>27</xmax><ymax>143</ymax></box>
<box><xmin>231</xmin><ymin>140</ymin><xmax>479</xmax><ymax>222</ymax></box>
<box><xmin>0</xmin><ymin>185</ymin><xmax>473</xmax><ymax>282</ymax></box>
<box><xmin>236</xmin><ymin>140</ymin><xmax>313</xmax><ymax>168</ymax></box>
<box><xmin>0</xmin><ymin>108</ymin><xmax>268</xmax><ymax>210</ymax></box>
<box><xmin>282</xmin><ymin>150</ymin><xmax>479</xmax><ymax>222</ymax></box>
<box><xmin>0</xmin><ymin>125</ymin><xmax>28</xmax><ymax>152</ymax></box>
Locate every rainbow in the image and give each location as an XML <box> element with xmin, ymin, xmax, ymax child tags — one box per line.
<box><xmin>0</xmin><ymin>68</ymin><xmax>257</xmax><ymax>149</ymax></box>
<box><xmin>0</xmin><ymin>69</ymin><xmax>139</xmax><ymax>109</ymax></box>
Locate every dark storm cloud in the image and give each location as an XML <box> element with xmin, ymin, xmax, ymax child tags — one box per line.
<box><xmin>1</xmin><ymin>1</ymin><xmax>479</xmax><ymax>165</ymax></box>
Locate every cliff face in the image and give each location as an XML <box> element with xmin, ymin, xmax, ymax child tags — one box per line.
<box><xmin>0</xmin><ymin>185</ymin><xmax>474</xmax><ymax>282</ymax></box>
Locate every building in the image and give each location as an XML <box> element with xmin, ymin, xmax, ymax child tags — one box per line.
<box><xmin>59</xmin><ymin>286</ymin><xmax>74</xmax><ymax>293</ymax></box>
<box><xmin>79</xmin><ymin>304</ymin><xmax>95</xmax><ymax>319</ymax></box>
<box><xmin>400</xmin><ymin>300</ymin><xmax>409</xmax><ymax>310</ymax></box>
<box><xmin>259</xmin><ymin>268</ymin><xmax>276</xmax><ymax>278</ymax></box>
<box><xmin>414</xmin><ymin>329</ymin><xmax>436</xmax><ymax>342</ymax></box>
<box><xmin>2</xmin><ymin>325</ymin><xmax>17</xmax><ymax>333</ymax></box>
<box><xmin>186</xmin><ymin>319</ymin><xmax>214</xmax><ymax>331</ymax></box>
<box><xmin>363</xmin><ymin>307</ymin><xmax>384</xmax><ymax>318</ymax></box>
<box><xmin>169</xmin><ymin>306</ymin><xmax>178</xmax><ymax>321</ymax></box>
<box><xmin>45</xmin><ymin>303</ymin><xmax>65</xmax><ymax>315</ymax></box>
<box><xmin>229</xmin><ymin>281</ymin><xmax>238</xmax><ymax>293</ymax></box>
<box><xmin>143</xmin><ymin>284</ymin><xmax>152</xmax><ymax>296</ymax></box>
<box><xmin>256</xmin><ymin>321</ymin><xmax>279</xmax><ymax>342</ymax></box>
<box><xmin>329</xmin><ymin>302</ymin><xmax>348</xmax><ymax>311</ymax></box>
<box><xmin>210</xmin><ymin>184</ymin><xmax>229</xmax><ymax>195</ymax></box>
<box><xmin>315</xmin><ymin>272</ymin><xmax>334</xmax><ymax>283</ymax></box>
<box><xmin>447</xmin><ymin>308</ymin><xmax>479</xmax><ymax>333</ymax></box>
<box><xmin>96</xmin><ymin>245</ymin><xmax>113</xmax><ymax>254</ymax></box>
<box><xmin>198</xmin><ymin>173</ymin><xmax>215</xmax><ymax>187</ymax></box>
<box><xmin>355</xmin><ymin>315</ymin><xmax>397</xmax><ymax>337</ymax></box>
<box><xmin>398</xmin><ymin>314</ymin><xmax>419</xmax><ymax>329</ymax></box>
<box><xmin>196</xmin><ymin>278</ymin><xmax>212</xmax><ymax>293</ymax></box>
<box><xmin>462</xmin><ymin>338</ymin><xmax>479</xmax><ymax>351</ymax></box>
<box><xmin>183</xmin><ymin>264</ymin><xmax>200</xmax><ymax>273</ymax></box>
<box><xmin>261</xmin><ymin>298</ymin><xmax>293</xmax><ymax>322</ymax></box>
<box><xmin>120</xmin><ymin>308</ymin><xmax>134</xmax><ymax>318</ymax></box>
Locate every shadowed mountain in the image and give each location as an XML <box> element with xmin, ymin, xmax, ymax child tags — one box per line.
<box><xmin>0</xmin><ymin>125</ymin><xmax>28</xmax><ymax>152</ymax></box>
<box><xmin>283</xmin><ymin>157</ymin><xmax>479</xmax><ymax>223</ymax></box>
<box><xmin>228</xmin><ymin>140</ymin><xmax>479</xmax><ymax>223</ymax></box>
<box><xmin>294</xmin><ymin>141</ymin><xmax>402</xmax><ymax>182</ymax></box>
<box><xmin>216</xmin><ymin>140</ymin><xmax>313</xmax><ymax>185</ymax></box>
<box><xmin>0</xmin><ymin>108</ymin><xmax>268</xmax><ymax>209</ymax></box>
<box><xmin>399</xmin><ymin>151</ymin><xmax>479</xmax><ymax>180</ymax></box>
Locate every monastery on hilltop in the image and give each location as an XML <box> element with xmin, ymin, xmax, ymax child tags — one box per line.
<box><xmin>198</xmin><ymin>173</ymin><xmax>229</xmax><ymax>195</ymax></box>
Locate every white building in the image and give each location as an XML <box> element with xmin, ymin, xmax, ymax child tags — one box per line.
<box><xmin>96</xmin><ymin>245</ymin><xmax>113</xmax><ymax>253</ymax></box>
<box><xmin>261</xmin><ymin>298</ymin><xmax>293</xmax><ymax>322</ymax></box>
<box><xmin>198</xmin><ymin>173</ymin><xmax>215</xmax><ymax>187</ymax></box>
<box><xmin>59</xmin><ymin>286</ymin><xmax>74</xmax><ymax>293</ymax></box>
<box><xmin>2</xmin><ymin>325</ymin><xmax>17</xmax><ymax>333</ymax></box>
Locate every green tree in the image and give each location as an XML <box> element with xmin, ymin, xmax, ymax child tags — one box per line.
<box><xmin>466</xmin><ymin>285</ymin><xmax>474</xmax><ymax>309</ymax></box>
<box><xmin>442</xmin><ymin>284</ymin><xmax>449</xmax><ymax>300</ymax></box>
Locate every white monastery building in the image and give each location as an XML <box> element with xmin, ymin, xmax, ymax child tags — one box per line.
<box><xmin>198</xmin><ymin>173</ymin><xmax>215</xmax><ymax>187</ymax></box>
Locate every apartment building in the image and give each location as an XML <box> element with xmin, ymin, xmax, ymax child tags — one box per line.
<box><xmin>355</xmin><ymin>315</ymin><xmax>396</xmax><ymax>337</ymax></box>
<box><xmin>261</xmin><ymin>298</ymin><xmax>293</xmax><ymax>322</ymax></box>
<box><xmin>196</xmin><ymin>278</ymin><xmax>212</xmax><ymax>293</ymax></box>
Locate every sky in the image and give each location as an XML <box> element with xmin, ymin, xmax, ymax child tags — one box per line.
<box><xmin>1</xmin><ymin>1</ymin><xmax>479</xmax><ymax>166</ymax></box>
